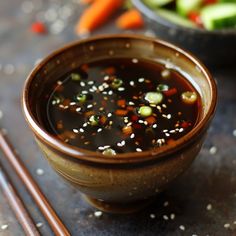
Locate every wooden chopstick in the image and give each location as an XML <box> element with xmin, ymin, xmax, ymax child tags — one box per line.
<box><xmin>0</xmin><ymin>165</ymin><xmax>40</xmax><ymax>236</ymax></box>
<box><xmin>0</xmin><ymin>130</ymin><xmax>70</xmax><ymax>236</ymax></box>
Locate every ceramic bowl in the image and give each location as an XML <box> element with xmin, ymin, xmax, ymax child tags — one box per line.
<box><xmin>132</xmin><ymin>0</ymin><xmax>236</xmax><ymax>65</ymax></box>
<box><xmin>22</xmin><ymin>35</ymin><xmax>217</xmax><ymax>213</ymax></box>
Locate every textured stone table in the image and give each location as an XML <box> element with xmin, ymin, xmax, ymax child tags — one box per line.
<box><xmin>0</xmin><ymin>0</ymin><xmax>236</xmax><ymax>235</ymax></box>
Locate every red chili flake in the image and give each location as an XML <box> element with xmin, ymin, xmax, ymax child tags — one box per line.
<box><xmin>31</xmin><ymin>22</ymin><xmax>47</xmax><ymax>34</ymax></box>
<box><xmin>81</xmin><ymin>64</ymin><xmax>89</xmax><ymax>73</ymax></box>
<box><xmin>103</xmin><ymin>67</ymin><xmax>116</xmax><ymax>75</ymax></box>
<box><xmin>188</xmin><ymin>11</ymin><xmax>203</xmax><ymax>27</ymax></box>
<box><xmin>62</xmin><ymin>99</ymin><xmax>71</xmax><ymax>107</ymax></box>
<box><xmin>131</xmin><ymin>115</ymin><xmax>139</xmax><ymax>122</ymax></box>
<box><xmin>181</xmin><ymin>121</ymin><xmax>189</xmax><ymax>128</ymax></box>
<box><xmin>133</xmin><ymin>123</ymin><xmax>142</xmax><ymax>129</ymax></box>
<box><xmin>163</xmin><ymin>88</ymin><xmax>177</xmax><ymax>97</ymax></box>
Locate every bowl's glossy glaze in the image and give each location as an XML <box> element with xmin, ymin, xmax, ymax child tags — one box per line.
<box><xmin>133</xmin><ymin>0</ymin><xmax>236</xmax><ymax>65</ymax></box>
<box><xmin>22</xmin><ymin>35</ymin><xmax>217</xmax><ymax>213</ymax></box>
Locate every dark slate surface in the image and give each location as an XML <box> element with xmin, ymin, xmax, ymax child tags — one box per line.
<box><xmin>0</xmin><ymin>0</ymin><xmax>236</xmax><ymax>235</ymax></box>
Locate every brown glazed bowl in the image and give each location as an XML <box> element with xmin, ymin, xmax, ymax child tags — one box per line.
<box><xmin>22</xmin><ymin>35</ymin><xmax>217</xmax><ymax>213</ymax></box>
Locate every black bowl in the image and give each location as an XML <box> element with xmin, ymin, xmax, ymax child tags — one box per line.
<box><xmin>132</xmin><ymin>0</ymin><xmax>236</xmax><ymax>66</ymax></box>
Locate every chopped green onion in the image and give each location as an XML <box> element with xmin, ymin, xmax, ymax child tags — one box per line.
<box><xmin>145</xmin><ymin>92</ymin><xmax>163</xmax><ymax>104</ymax></box>
<box><xmin>89</xmin><ymin>115</ymin><xmax>100</xmax><ymax>126</ymax></box>
<box><xmin>157</xmin><ymin>84</ymin><xmax>169</xmax><ymax>92</ymax></box>
<box><xmin>138</xmin><ymin>106</ymin><xmax>153</xmax><ymax>117</ymax></box>
<box><xmin>181</xmin><ymin>91</ymin><xmax>197</xmax><ymax>104</ymax></box>
<box><xmin>111</xmin><ymin>78</ymin><xmax>123</xmax><ymax>89</ymax></box>
<box><xmin>76</xmin><ymin>93</ymin><xmax>87</xmax><ymax>103</ymax></box>
<box><xmin>71</xmin><ymin>73</ymin><xmax>81</xmax><ymax>81</ymax></box>
<box><xmin>102</xmin><ymin>148</ymin><xmax>116</xmax><ymax>155</ymax></box>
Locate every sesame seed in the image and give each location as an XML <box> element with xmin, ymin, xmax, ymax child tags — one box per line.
<box><xmin>209</xmin><ymin>146</ymin><xmax>217</xmax><ymax>155</ymax></box>
<box><xmin>76</xmin><ymin>107</ymin><xmax>82</xmax><ymax>112</ymax></box>
<box><xmin>164</xmin><ymin>201</ymin><xmax>169</xmax><ymax>207</ymax></box>
<box><xmin>162</xmin><ymin>104</ymin><xmax>167</xmax><ymax>108</ymax></box>
<box><xmin>70</xmin><ymin>102</ymin><xmax>76</xmax><ymax>105</ymax></box>
<box><xmin>132</xmin><ymin>58</ymin><xmax>138</xmax><ymax>63</ymax></box>
<box><xmin>163</xmin><ymin>215</ymin><xmax>169</xmax><ymax>220</ymax></box>
<box><xmin>163</xmin><ymin>129</ymin><xmax>168</xmax><ymax>133</ymax></box>
<box><xmin>108</xmin><ymin>90</ymin><xmax>113</xmax><ymax>95</ymax></box>
<box><xmin>138</xmin><ymin>78</ymin><xmax>145</xmax><ymax>83</ymax></box>
<box><xmin>165</xmin><ymin>133</ymin><xmax>170</xmax><ymax>137</ymax></box>
<box><xmin>118</xmin><ymin>87</ymin><xmax>125</xmax><ymax>91</ymax></box>
<box><xmin>94</xmin><ymin>211</ymin><xmax>103</xmax><ymax>218</ymax></box>
<box><xmin>130</xmin><ymin>133</ymin><xmax>135</xmax><ymax>139</ymax></box>
<box><xmin>104</xmin><ymin>76</ymin><xmax>109</xmax><ymax>81</ymax></box>
<box><xmin>108</xmin><ymin>113</ymin><xmax>112</xmax><ymax>117</ymax></box>
<box><xmin>179</xmin><ymin>225</ymin><xmax>185</xmax><ymax>231</ymax></box>
<box><xmin>121</xmin><ymin>140</ymin><xmax>126</xmax><ymax>146</ymax></box>
<box><xmin>97</xmin><ymin>128</ymin><xmax>102</xmax><ymax>133</ymax></box>
<box><xmin>130</xmin><ymin>81</ymin><xmax>135</xmax><ymax>86</ymax></box>
<box><xmin>167</xmin><ymin>114</ymin><xmax>171</xmax><ymax>119</ymax></box>
<box><xmin>170</xmin><ymin>213</ymin><xmax>175</xmax><ymax>220</ymax></box>
<box><xmin>81</xmin><ymin>90</ymin><xmax>88</xmax><ymax>94</ymax></box>
<box><xmin>128</xmin><ymin>101</ymin><xmax>135</xmax><ymax>105</ymax></box>
<box><xmin>88</xmin><ymin>81</ymin><xmax>95</xmax><ymax>85</ymax></box>
<box><xmin>57</xmin><ymin>80</ymin><xmax>63</xmax><ymax>85</ymax></box>
<box><xmin>136</xmin><ymin>148</ymin><xmax>142</xmax><ymax>152</ymax></box>
<box><xmin>83</xmin><ymin>123</ymin><xmax>88</xmax><ymax>127</ymax></box>
<box><xmin>73</xmin><ymin>128</ymin><xmax>79</xmax><ymax>133</ymax></box>
<box><xmin>179</xmin><ymin>128</ymin><xmax>184</xmax><ymax>133</ymax></box>
<box><xmin>224</xmin><ymin>223</ymin><xmax>230</xmax><ymax>228</ymax></box>
<box><xmin>1</xmin><ymin>224</ymin><xmax>8</xmax><ymax>230</ymax></box>
<box><xmin>87</xmin><ymin>104</ymin><xmax>93</xmax><ymax>109</ymax></box>
<box><xmin>79</xmin><ymin>128</ymin><xmax>85</xmax><ymax>133</ymax></box>
<box><xmin>150</xmin><ymin>214</ymin><xmax>156</xmax><ymax>219</ymax></box>
<box><xmin>161</xmin><ymin>69</ymin><xmax>170</xmax><ymax>78</ymax></box>
<box><xmin>36</xmin><ymin>222</ymin><xmax>43</xmax><ymax>228</ymax></box>
<box><xmin>138</xmin><ymin>120</ymin><xmax>144</xmax><ymax>124</ymax></box>
<box><xmin>36</xmin><ymin>168</ymin><xmax>44</xmax><ymax>176</ymax></box>
<box><xmin>152</xmin><ymin>124</ymin><xmax>157</xmax><ymax>128</ymax></box>
<box><xmin>206</xmin><ymin>204</ymin><xmax>212</xmax><ymax>211</ymax></box>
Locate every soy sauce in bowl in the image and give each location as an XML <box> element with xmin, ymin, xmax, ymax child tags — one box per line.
<box><xmin>44</xmin><ymin>58</ymin><xmax>201</xmax><ymax>155</ymax></box>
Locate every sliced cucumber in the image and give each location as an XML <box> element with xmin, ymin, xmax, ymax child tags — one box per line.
<box><xmin>143</xmin><ymin>0</ymin><xmax>174</xmax><ymax>8</ymax></box>
<box><xmin>201</xmin><ymin>3</ymin><xmax>236</xmax><ymax>30</ymax></box>
<box><xmin>156</xmin><ymin>9</ymin><xmax>197</xmax><ymax>28</ymax></box>
<box><xmin>176</xmin><ymin>0</ymin><xmax>203</xmax><ymax>16</ymax></box>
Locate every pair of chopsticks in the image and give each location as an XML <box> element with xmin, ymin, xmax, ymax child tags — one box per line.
<box><xmin>0</xmin><ymin>130</ymin><xmax>70</xmax><ymax>236</ymax></box>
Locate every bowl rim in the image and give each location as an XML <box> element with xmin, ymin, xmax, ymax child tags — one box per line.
<box><xmin>132</xmin><ymin>0</ymin><xmax>236</xmax><ymax>35</ymax></box>
<box><xmin>22</xmin><ymin>34</ymin><xmax>217</xmax><ymax>165</ymax></box>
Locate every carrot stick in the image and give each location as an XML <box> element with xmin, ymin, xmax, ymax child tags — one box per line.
<box><xmin>76</xmin><ymin>0</ymin><xmax>124</xmax><ymax>35</ymax></box>
<box><xmin>116</xmin><ymin>9</ymin><xmax>144</xmax><ymax>30</ymax></box>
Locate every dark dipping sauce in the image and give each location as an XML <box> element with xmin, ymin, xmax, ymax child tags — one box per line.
<box><xmin>45</xmin><ymin>58</ymin><xmax>201</xmax><ymax>155</ymax></box>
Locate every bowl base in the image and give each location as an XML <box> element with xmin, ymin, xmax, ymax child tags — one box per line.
<box><xmin>83</xmin><ymin>195</ymin><xmax>154</xmax><ymax>214</ymax></box>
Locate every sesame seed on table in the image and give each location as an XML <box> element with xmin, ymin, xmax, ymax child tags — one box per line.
<box><xmin>0</xmin><ymin>0</ymin><xmax>236</xmax><ymax>235</ymax></box>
